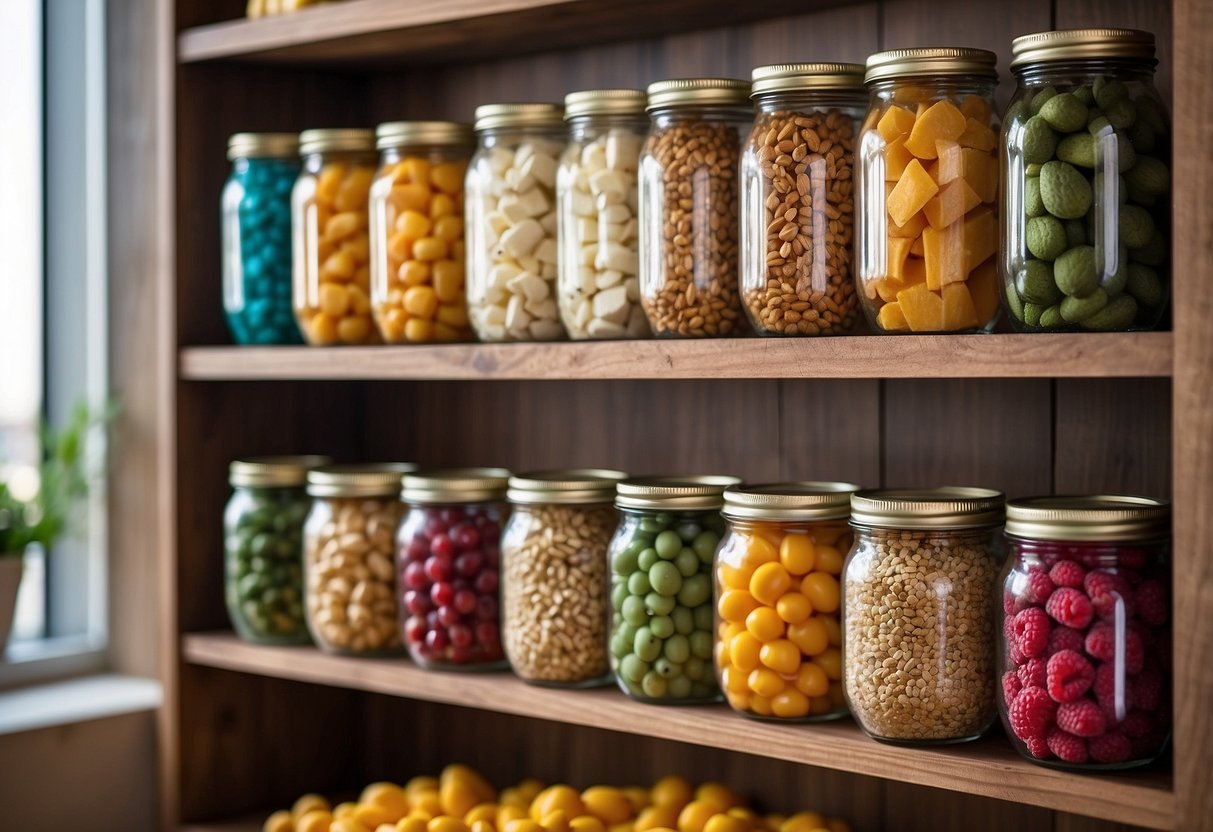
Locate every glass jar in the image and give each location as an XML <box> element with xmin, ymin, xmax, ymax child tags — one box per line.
<box><xmin>998</xmin><ymin>495</ymin><xmax>1171</xmax><ymax>769</ymax></box>
<box><xmin>715</xmin><ymin>482</ymin><xmax>859</xmax><ymax>721</ymax></box>
<box><xmin>740</xmin><ymin>65</ymin><xmax>867</xmax><ymax>336</ymax></box>
<box><xmin>465</xmin><ymin>104</ymin><xmax>567</xmax><ymax>342</ymax></box>
<box><xmin>225</xmin><ymin>455</ymin><xmax>330</xmax><ymax>643</ymax></box>
<box><xmin>291</xmin><ymin>129</ymin><xmax>379</xmax><ymax>346</ymax></box>
<box><xmin>501</xmin><ymin>469</ymin><xmax>627</xmax><ymax>686</ymax></box>
<box><xmin>638</xmin><ymin>79</ymin><xmax>752</xmax><ymax>337</ymax></box>
<box><xmin>843</xmin><ymin>487</ymin><xmax>1005</xmax><ymax>744</ymax></box>
<box><xmin>557</xmin><ymin>90</ymin><xmax>651</xmax><ymax>340</ymax></box>
<box><xmin>607</xmin><ymin>475</ymin><xmax>740</xmax><ymax>703</ymax></box>
<box><xmin>303</xmin><ymin>463</ymin><xmax>414</xmax><ymax>655</ymax></box>
<box><xmin>369</xmin><ymin>121</ymin><xmax>475</xmax><ymax>344</ymax></box>
<box><xmin>1001</xmin><ymin>30</ymin><xmax>1170</xmax><ymax>331</ymax></box>
<box><xmin>397</xmin><ymin>468</ymin><xmax>511</xmax><ymax>669</ymax></box>
<box><xmin>855</xmin><ymin>49</ymin><xmax>1001</xmax><ymax>333</ymax></box>
<box><xmin>222</xmin><ymin>133</ymin><xmax>303</xmax><ymax>345</ymax></box>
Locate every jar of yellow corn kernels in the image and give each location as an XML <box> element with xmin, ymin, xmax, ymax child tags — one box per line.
<box><xmin>292</xmin><ymin>129</ymin><xmax>379</xmax><ymax>345</ymax></box>
<box><xmin>370</xmin><ymin>121</ymin><xmax>475</xmax><ymax>344</ymax></box>
<box><xmin>716</xmin><ymin>482</ymin><xmax>858</xmax><ymax>721</ymax></box>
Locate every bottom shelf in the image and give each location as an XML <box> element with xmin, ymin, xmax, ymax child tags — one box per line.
<box><xmin>182</xmin><ymin>632</ymin><xmax>1174</xmax><ymax>830</ymax></box>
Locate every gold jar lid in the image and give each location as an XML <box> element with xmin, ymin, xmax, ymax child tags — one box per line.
<box><xmin>507</xmin><ymin>469</ymin><xmax>628</xmax><ymax>505</ymax></box>
<box><xmin>1010</xmin><ymin>29</ymin><xmax>1156</xmax><ymax>71</ymax></box>
<box><xmin>850</xmin><ymin>487</ymin><xmax>1004</xmax><ymax>529</ymax></box>
<box><xmin>564</xmin><ymin>89</ymin><xmax>648</xmax><ymax>120</ymax></box>
<box><xmin>645</xmin><ymin>78</ymin><xmax>751</xmax><ymax>111</ymax></box>
<box><xmin>722</xmin><ymin>481</ymin><xmax>861</xmax><ymax>521</ymax></box>
<box><xmin>473</xmin><ymin>103</ymin><xmax>565</xmax><ymax>132</ymax></box>
<box><xmin>227</xmin><ymin>132</ymin><xmax>299</xmax><ymax>160</ymax></box>
<box><xmin>750</xmin><ymin>63</ymin><xmax>866</xmax><ymax>96</ymax></box>
<box><xmin>1006</xmin><ymin>495</ymin><xmax>1170</xmax><ymax>542</ymax></box>
<box><xmin>615</xmin><ymin>475</ymin><xmax>742</xmax><ymax>511</ymax></box>
<box><xmin>402</xmin><ymin>467</ymin><xmax>512</xmax><ymax>504</ymax></box>
<box><xmin>375</xmin><ymin>121</ymin><xmax>474</xmax><ymax>150</ymax></box>
<box><xmin>864</xmin><ymin>47</ymin><xmax>998</xmax><ymax>85</ymax></box>
<box><xmin>307</xmin><ymin>463</ymin><xmax>416</xmax><ymax>498</ymax></box>
<box><xmin>298</xmin><ymin>128</ymin><xmax>375</xmax><ymax>155</ymax></box>
<box><xmin>230</xmin><ymin>455</ymin><xmax>332</xmax><ymax>488</ymax></box>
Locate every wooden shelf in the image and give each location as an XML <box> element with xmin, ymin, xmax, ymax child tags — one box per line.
<box><xmin>183</xmin><ymin>632</ymin><xmax>1174</xmax><ymax>830</ymax></box>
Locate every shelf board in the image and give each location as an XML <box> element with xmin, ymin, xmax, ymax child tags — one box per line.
<box><xmin>184</xmin><ymin>632</ymin><xmax>1174</xmax><ymax>829</ymax></box>
<box><xmin>179</xmin><ymin>333</ymin><xmax>1172</xmax><ymax>381</ymax></box>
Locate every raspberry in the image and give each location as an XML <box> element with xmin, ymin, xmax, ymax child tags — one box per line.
<box><xmin>1003</xmin><ymin>670</ymin><xmax>1024</xmax><ymax>706</ymax></box>
<box><xmin>1134</xmin><ymin>579</ymin><xmax>1169</xmax><ymax>627</ymax></box>
<box><xmin>1047</xmin><ymin>625</ymin><xmax>1085</xmax><ymax>656</ymax></box>
<box><xmin>1094</xmin><ymin>662</ymin><xmax>1128</xmax><ymax>721</ymax></box>
<box><xmin>1009</xmin><ymin>639</ymin><xmax>1026</xmax><ymax>666</ymax></box>
<box><xmin>1120</xmin><ymin>709</ymin><xmax>1153</xmax><ymax>738</ymax></box>
<box><xmin>1046</xmin><ymin>587</ymin><xmax>1094</xmax><ymax>629</ymax></box>
<box><xmin>1018</xmin><ymin>657</ymin><xmax>1047</xmax><ymax>688</ymax></box>
<box><xmin>1047</xmin><ymin>727</ymin><xmax>1089</xmax><ymax>764</ymax></box>
<box><xmin>1013</xmin><ymin>607</ymin><xmax>1051</xmax><ymax>657</ymax></box>
<box><xmin>1084</xmin><ymin>570</ymin><xmax>1135</xmax><ymax>619</ymax></box>
<box><xmin>1024</xmin><ymin>567</ymin><xmax>1056</xmax><ymax>605</ymax></box>
<box><xmin>1024</xmin><ymin>736</ymin><xmax>1051</xmax><ymax>759</ymax></box>
<box><xmin>1132</xmin><ymin>668</ymin><xmax>1164</xmax><ymax>712</ymax></box>
<box><xmin>1008</xmin><ymin>685</ymin><xmax>1056</xmax><ymax>741</ymax></box>
<box><xmin>1088</xmin><ymin>731</ymin><xmax>1133</xmax><ymax>763</ymax></box>
<box><xmin>1116</xmin><ymin>548</ymin><xmax>1149</xmax><ymax>570</ymax></box>
<box><xmin>1048</xmin><ymin>650</ymin><xmax>1095</xmax><ymax>702</ymax></box>
<box><xmin>1003</xmin><ymin>612</ymin><xmax>1017</xmax><ymax>641</ymax></box>
<box><xmin>1057</xmin><ymin>700</ymin><xmax>1107</xmax><ymax>737</ymax></box>
<box><xmin>1049</xmin><ymin>560</ymin><xmax>1086</xmax><ymax>588</ymax></box>
<box><xmin>1003</xmin><ymin>590</ymin><xmax>1017</xmax><ymax>615</ymax></box>
<box><xmin>1084</xmin><ymin>622</ymin><xmax>1144</xmax><ymax>673</ymax></box>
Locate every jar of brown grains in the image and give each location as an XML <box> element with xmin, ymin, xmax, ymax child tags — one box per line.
<box><xmin>638</xmin><ymin>78</ymin><xmax>752</xmax><ymax>337</ymax></box>
<box><xmin>740</xmin><ymin>64</ymin><xmax>866</xmax><ymax>336</ymax></box>
<box><xmin>843</xmin><ymin>487</ymin><xmax>1005</xmax><ymax>745</ymax></box>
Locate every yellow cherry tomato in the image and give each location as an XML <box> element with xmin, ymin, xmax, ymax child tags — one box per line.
<box><xmin>298</xmin><ymin>811</ymin><xmax>336</xmax><ymax>832</ymax></box>
<box><xmin>471</xmin><ymin>821</ymin><xmax>496</xmax><ymax>832</ymax></box>
<box><xmin>695</xmin><ymin>784</ymin><xmax>744</xmax><ymax>812</ymax></box>
<box><xmin>726</xmin><ymin>690</ymin><xmax>751</xmax><ymax>712</ymax></box>
<box><xmin>334</xmin><ymin>803</ymin><xmax>359</xmax><ymax>820</ymax></box>
<box><xmin>582</xmin><ymin>788</ymin><xmax>633</xmax><ymax>826</ymax></box>
<box><xmin>721</xmin><ymin>665</ymin><xmax>749</xmax><ymax>695</ymax></box>
<box><xmin>748</xmin><ymin>694</ymin><xmax>774</xmax><ymax>716</ymax></box>
<box><xmin>362</xmin><ymin>784</ymin><xmax>408</xmax><ymax>820</ymax></box>
<box><xmin>747</xmin><ymin>667</ymin><xmax>786</xmax><ymax>698</ymax></box>
<box><xmin>571</xmin><ymin>818</ymin><xmax>608</xmax><ymax>832</ymax></box>
<box><xmin>774</xmin><ymin>592</ymin><xmax>812</xmax><ymax>624</ymax></box>
<box><xmin>728</xmin><ymin>631</ymin><xmax>762</xmax><ymax>672</ymax></box>
<box><xmin>354</xmin><ymin>805</ymin><xmax>398</xmax><ymax>828</ymax></box>
<box><xmin>826</xmin><ymin>820</ymin><xmax>852</xmax><ymax>832</ymax></box>
<box><xmin>406</xmin><ymin>778</ymin><xmax>439</xmax><ymax>799</ymax></box>
<box><xmin>332</xmin><ymin>819</ymin><xmax>372</xmax><ymax>832</ymax></box>
<box><xmin>414</xmin><ymin>792</ymin><xmax>445</xmax><ymax>818</ymax></box>
<box><xmin>294</xmin><ymin>795</ymin><xmax>332</xmax><ymax>821</ymax></box>
<box><xmin>622</xmin><ymin>787</ymin><xmax>650</xmax><ymax>813</ymax></box>
<box><xmin>813</xmin><ymin>545</ymin><xmax>843</xmax><ymax>576</ymax></box>
<box><xmin>506</xmin><ymin>822</ymin><xmax>544</xmax><ymax>832</ymax></box>
<box><xmin>542</xmin><ymin>810</ymin><xmax>571</xmax><ymax>832</ymax></box>
<box><xmin>794</xmin><ymin>663</ymin><xmax>829</xmax><ymax>697</ymax></box>
<box><xmin>759</xmin><ymin>639</ymin><xmax>800</xmax><ymax>675</ymax></box>
<box><xmin>429</xmin><ymin>818</ymin><xmax>471</xmax><ymax>832</ymax></box>
<box><xmin>787</xmin><ymin>618</ymin><xmax>829</xmax><ymax>657</ymax></box>
<box><xmin>781</xmin><ymin>812</ymin><xmax>827</xmax><ymax>832</ymax></box>
<box><xmin>397</xmin><ymin>818</ymin><xmax>428</xmax><ymax>832</ymax></box>
<box><xmin>677</xmin><ymin>801</ymin><xmax>720</xmax><ymax>832</ymax></box>
<box><xmin>749</xmin><ymin>562</ymin><xmax>792</xmax><ymax>606</ymax></box>
<box><xmin>467</xmin><ymin>806</ymin><xmax>499</xmax><ymax>826</ymax></box>
<box><xmin>744</xmin><ymin>606</ymin><xmax>785</xmax><ymax>642</ymax></box>
<box><xmin>635</xmin><ymin>805</ymin><xmax>680</xmax><ymax>832</ymax></box>
<box><xmin>649</xmin><ymin>776</ymin><xmax>693</xmax><ymax>809</ymax></box>
<box><xmin>799</xmin><ymin>573</ymin><xmax>840</xmax><ymax>614</ymax></box>
<box><xmin>742</xmin><ymin>534</ymin><xmax>778</xmax><ymax>569</ymax></box>
<box><xmin>778</xmin><ymin>534</ymin><xmax>816</xmax><ymax>576</ymax></box>
<box><xmin>531</xmin><ymin>787</ymin><xmax>586</xmax><ymax>823</ymax></box>
<box><xmin>263</xmin><ymin>810</ymin><xmax>293</xmax><ymax>832</ymax></box>
<box><xmin>499</xmin><ymin>806</ymin><xmax>528</xmax><ymax>828</ymax></box>
<box><xmin>821</xmin><ymin>615</ymin><xmax>842</xmax><ymax>648</ymax></box>
<box><xmin>718</xmin><ymin>589</ymin><xmax>761</xmax><ymax>623</ymax></box>
<box><xmin>703</xmin><ymin>812</ymin><xmax>750</xmax><ymax>832</ymax></box>
<box><xmin>770</xmin><ymin>688</ymin><xmax>811</xmax><ymax>718</ymax></box>
<box><xmin>515</xmin><ymin>780</ymin><xmax>545</xmax><ymax>806</ymax></box>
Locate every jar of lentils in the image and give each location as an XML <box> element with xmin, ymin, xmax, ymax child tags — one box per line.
<box><xmin>740</xmin><ymin>64</ymin><xmax>867</xmax><ymax>336</ymax></box>
<box><xmin>607</xmin><ymin>476</ymin><xmax>739</xmax><ymax>703</ymax></box>
<box><xmin>716</xmin><ymin>482</ymin><xmax>859</xmax><ymax>721</ymax></box>
<box><xmin>303</xmin><ymin>463</ymin><xmax>414</xmax><ymax>655</ymax></box>
<box><xmin>222</xmin><ymin>132</ymin><xmax>303</xmax><ymax>345</ymax></box>
<box><xmin>292</xmin><ymin>129</ymin><xmax>379</xmax><ymax>345</ymax></box>
<box><xmin>998</xmin><ymin>495</ymin><xmax>1171</xmax><ymax>769</ymax></box>
<box><xmin>557</xmin><ymin>90</ymin><xmax>650</xmax><ymax>340</ymax></box>
<box><xmin>843</xmin><ymin>487</ymin><xmax>1004</xmax><ymax>744</ymax></box>
<box><xmin>501</xmin><ymin>469</ymin><xmax>627</xmax><ymax>687</ymax></box>
<box><xmin>855</xmin><ymin>49</ymin><xmax>1001</xmax><ymax>333</ymax></box>
<box><xmin>465</xmin><ymin>104</ymin><xmax>567</xmax><ymax>342</ymax></box>
<box><xmin>225</xmin><ymin>455</ymin><xmax>330</xmax><ymax>644</ymax></box>
<box><xmin>369</xmin><ymin>121</ymin><xmax>475</xmax><ymax>344</ymax></box>
<box><xmin>397</xmin><ymin>468</ymin><xmax>510</xmax><ymax>670</ymax></box>
<box><xmin>638</xmin><ymin>79</ymin><xmax>751</xmax><ymax>337</ymax></box>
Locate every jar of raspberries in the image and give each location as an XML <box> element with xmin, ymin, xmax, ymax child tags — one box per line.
<box><xmin>998</xmin><ymin>495</ymin><xmax>1171</xmax><ymax>770</ymax></box>
<box><xmin>396</xmin><ymin>468</ymin><xmax>511</xmax><ymax>670</ymax></box>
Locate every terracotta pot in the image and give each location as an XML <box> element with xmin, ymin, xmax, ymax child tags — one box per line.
<box><xmin>0</xmin><ymin>555</ymin><xmax>23</xmax><ymax>655</ymax></box>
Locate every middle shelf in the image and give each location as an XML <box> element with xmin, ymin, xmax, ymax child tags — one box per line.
<box><xmin>183</xmin><ymin>631</ymin><xmax>1175</xmax><ymax>829</ymax></box>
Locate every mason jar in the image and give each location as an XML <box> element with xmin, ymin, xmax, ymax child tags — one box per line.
<box><xmin>998</xmin><ymin>495</ymin><xmax>1171</xmax><ymax>769</ymax></box>
<box><xmin>638</xmin><ymin>79</ymin><xmax>752</xmax><ymax>338</ymax></box>
<box><xmin>740</xmin><ymin>64</ymin><xmax>867</xmax><ymax>336</ymax></box>
<box><xmin>369</xmin><ymin>121</ymin><xmax>475</xmax><ymax>344</ymax></box>
<box><xmin>221</xmin><ymin>133</ymin><xmax>303</xmax><ymax>345</ymax></box>
<box><xmin>855</xmin><ymin>49</ymin><xmax>1001</xmax><ymax>333</ymax></box>
<box><xmin>843</xmin><ymin>487</ymin><xmax>1005</xmax><ymax>744</ymax></box>
<box><xmin>291</xmin><ymin>129</ymin><xmax>379</xmax><ymax>346</ymax></box>
<box><xmin>465</xmin><ymin>104</ymin><xmax>567</xmax><ymax>342</ymax></box>
<box><xmin>607</xmin><ymin>475</ymin><xmax>740</xmax><ymax>703</ymax></box>
<box><xmin>715</xmin><ymin>482</ymin><xmax>859</xmax><ymax>721</ymax></box>
<box><xmin>557</xmin><ymin>90</ymin><xmax>651</xmax><ymax>340</ymax></box>
<box><xmin>501</xmin><ymin>469</ymin><xmax>627</xmax><ymax>687</ymax></box>
<box><xmin>397</xmin><ymin>468</ymin><xmax>511</xmax><ymax>670</ymax></box>
<box><xmin>225</xmin><ymin>455</ymin><xmax>330</xmax><ymax>644</ymax></box>
<box><xmin>1001</xmin><ymin>29</ymin><xmax>1170</xmax><ymax>331</ymax></box>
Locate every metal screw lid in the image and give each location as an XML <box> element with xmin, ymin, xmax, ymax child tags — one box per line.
<box><xmin>864</xmin><ymin>47</ymin><xmax>998</xmax><ymax>85</ymax></box>
<box><xmin>230</xmin><ymin>455</ymin><xmax>332</xmax><ymax>488</ymax></box>
<box><xmin>1011</xmin><ymin>29</ymin><xmax>1156</xmax><ymax>71</ymax></box>
<box><xmin>722</xmin><ymin>481</ymin><xmax>861</xmax><ymax>521</ymax></box>
<box><xmin>402</xmin><ymin>467</ymin><xmax>512</xmax><ymax>504</ymax></box>
<box><xmin>850</xmin><ymin>487</ymin><xmax>1005</xmax><ymax>530</ymax></box>
<box><xmin>227</xmin><ymin>132</ymin><xmax>299</xmax><ymax>160</ymax></box>
<box><xmin>298</xmin><ymin>128</ymin><xmax>375</xmax><ymax>155</ymax></box>
<box><xmin>1005</xmin><ymin>495</ymin><xmax>1170</xmax><ymax>542</ymax></box>
<box><xmin>564</xmin><ymin>89</ymin><xmax>648</xmax><ymax>120</ymax></box>
<box><xmin>374</xmin><ymin>121</ymin><xmax>475</xmax><ymax>150</ymax></box>
<box><xmin>507</xmin><ymin>469</ymin><xmax>628</xmax><ymax>505</ymax></box>
<box><xmin>306</xmin><ymin>463</ymin><xmax>416</xmax><ymax>498</ymax></box>
<box><xmin>750</xmin><ymin>63</ymin><xmax>867</xmax><ymax>96</ymax></box>
<box><xmin>615</xmin><ymin>475</ymin><xmax>742</xmax><ymax>510</ymax></box>
<box><xmin>473</xmin><ymin>103</ymin><xmax>565</xmax><ymax>132</ymax></box>
<box><xmin>645</xmin><ymin>78</ymin><xmax>751</xmax><ymax>111</ymax></box>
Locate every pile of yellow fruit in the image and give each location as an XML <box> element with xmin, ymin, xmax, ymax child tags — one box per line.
<box><xmin>263</xmin><ymin>765</ymin><xmax>851</xmax><ymax>832</ymax></box>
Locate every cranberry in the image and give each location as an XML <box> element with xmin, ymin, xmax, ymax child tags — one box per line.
<box><xmin>425</xmin><ymin>628</ymin><xmax>449</xmax><ymax>652</ymax></box>
<box><xmin>431</xmin><ymin>581</ymin><xmax>455</xmax><ymax>607</ymax></box>
<box><xmin>475</xmin><ymin>621</ymin><xmax>499</xmax><ymax>648</ymax></box>
<box><xmin>404</xmin><ymin>615</ymin><xmax>427</xmax><ymax>645</ymax></box>
<box><xmin>439</xmin><ymin>507</ymin><xmax>466</xmax><ymax>525</ymax></box>
<box><xmin>424</xmin><ymin>556</ymin><xmax>452</xmax><ymax>583</ymax></box>
<box><xmin>476</xmin><ymin>594</ymin><xmax>498</xmax><ymax>622</ymax></box>
<box><xmin>404</xmin><ymin>589</ymin><xmax>432</xmax><ymax>616</ymax></box>
<box><xmin>437</xmin><ymin>604</ymin><xmax>462</xmax><ymax>628</ymax></box>
<box><xmin>454</xmin><ymin>589</ymin><xmax>478</xmax><ymax>615</ymax></box>
<box><xmin>449</xmin><ymin>645</ymin><xmax>472</xmax><ymax>664</ymax></box>
<box><xmin>449</xmin><ymin>624</ymin><xmax>473</xmax><ymax>649</ymax></box>
<box><xmin>455</xmin><ymin>551</ymin><xmax>484</xmax><ymax>579</ymax></box>
<box><xmin>426</xmin><ymin>610</ymin><xmax>441</xmax><ymax>629</ymax></box>
<box><xmin>430</xmin><ymin>534</ymin><xmax>456</xmax><ymax>561</ymax></box>
<box><xmin>477</xmin><ymin>519</ymin><xmax>500</xmax><ymax>540</ymax></box>
<box><xmin>474</xmin><ymin>569</ymin><xmax>499</xmax><ymax>595</ymax></box>
<box><xmin>483</xmin><ymin>544</ymin><xmax>500</xmax><ymax>568</ymax></box>
<box><xmin>403</xmin><ymin>561</ymin><xmax>428</xmax><ymax>591</ymax></box>
<box><xmin>451</xmin><ymin>523</ymin><xmax>481</xmax><ymax>552</ymax></box>
<box><xmin>421</xmin><ymin>516</ymin><xmax>445</xmax><ymax>539</ymax></box>
<box><xmin>405</xmin><ymin>535</ymin><xmax>430</xmax><ymax>562</ymax></box>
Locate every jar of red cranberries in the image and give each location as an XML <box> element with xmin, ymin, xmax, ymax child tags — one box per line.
<box><xmin>397</xmin><ymin>468</ymin><xmax>510</xmax><ymax>669</ymax></box>
<box><xmin>998</xmin><ymin>495</ymin><xmax>1171</xmax><ymax>770</ymax></box>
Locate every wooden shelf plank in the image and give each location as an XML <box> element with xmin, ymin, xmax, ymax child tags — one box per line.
<box><xmin>179</xmin><ymin>333</ymin><xmax>1172</xmax><ymax>381</ymax></box>
<box><xmin>183</xmin><ymin>633</ymin><xmax>1174</xmax><ymax>830</ymax></box>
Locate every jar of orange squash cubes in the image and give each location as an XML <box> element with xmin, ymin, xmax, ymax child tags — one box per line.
<box><xmin>715</xmin><ymin>482</ymin><xmax>858</xmax><ymax>721</ymax></box>
<box><xmin>292</xmin><ymin>129</ymin><xmax>379</xmax><ymax>345</ymax></box>
<box><xmin>370</xmin><ymin>121</ymin><xmax>474</xmax><ymax>343</ymax></box>
<box><xmin>855</xmin><ymin>49</ymin><xmax>1001</xmax><ymax>333</ymax></box>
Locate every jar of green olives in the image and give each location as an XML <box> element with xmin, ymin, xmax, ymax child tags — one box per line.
<box><xmin>225</xmin><ymin>455</ymin><xmax>330</xmax><ymax>644</ymax></box>
<box><xmin>607</xmin><ymin>475</ymin><xmax>739</xmax><ymax>704</ymax></box>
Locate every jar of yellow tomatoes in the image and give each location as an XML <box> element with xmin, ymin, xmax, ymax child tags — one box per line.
<box><xmin>292</xmin><ymin>129</ymin><xmax>379</xmax><ymax>345</ymax></box>
<box><xmin>715</xmin><ymin>482</ymin><xmax>858</xmax><ymax>721</ymax></box>
<box><xmin>369</xmin><ymin>121</ymin><xmax>475</xmax><ymax>343</ymax></box>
